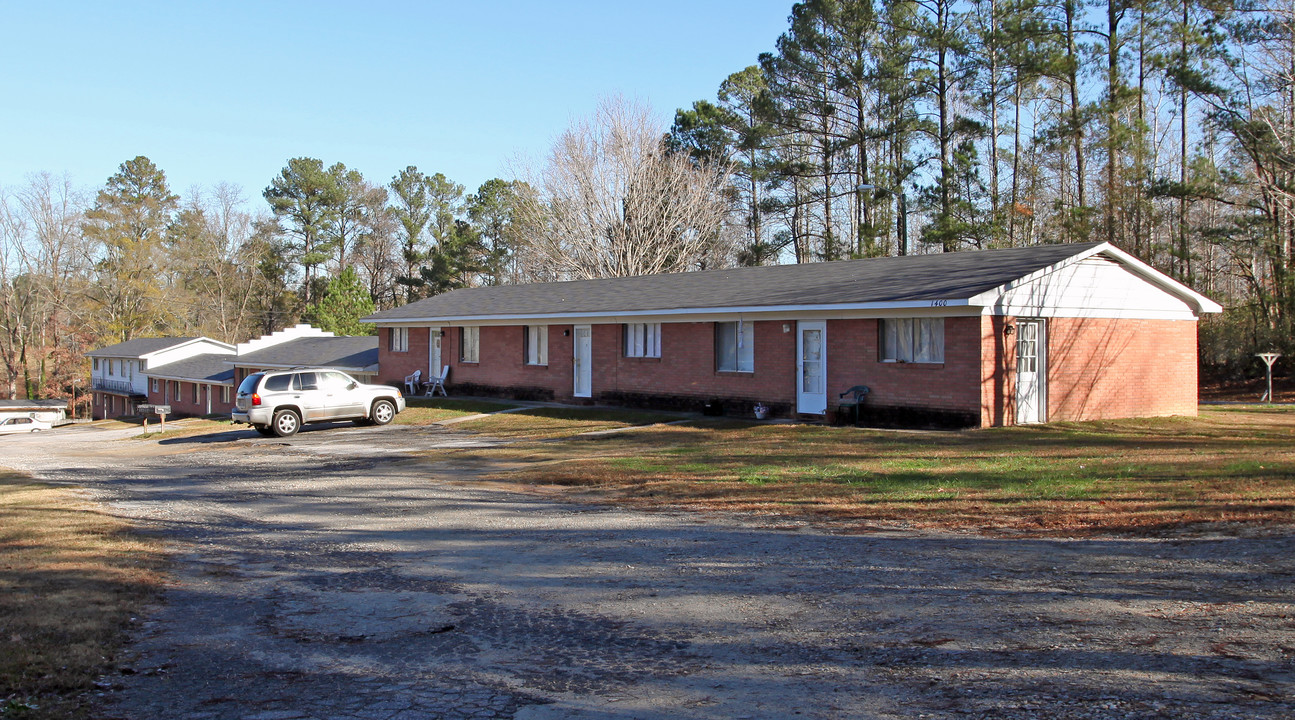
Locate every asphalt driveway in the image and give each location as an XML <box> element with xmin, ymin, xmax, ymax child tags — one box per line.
<box><xmin>3</xmin><ymin>424</ymin><xmax>1293</xmax><ymax>719</ymax></box>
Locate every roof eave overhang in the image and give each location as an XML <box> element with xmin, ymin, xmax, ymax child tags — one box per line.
<box><xmin>145</xmin><ymin>373</ymin><xmax>235</xmax><ymax>385</ymax></box>
<box><xmin>363</xmin><ymin>299</ymin><xmax>979</xmax><ymax>326</ymax></box>
<box><xmin>229</xmin><ymin>361</ymin><xmax>379</xmax><ymax>373</ymax></box>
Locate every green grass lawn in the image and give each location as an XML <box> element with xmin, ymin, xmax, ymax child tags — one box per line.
<box><xmin>461</xmin><ymin>406</ymin><xmax>1295</xmax><ymax>534</ymax></box>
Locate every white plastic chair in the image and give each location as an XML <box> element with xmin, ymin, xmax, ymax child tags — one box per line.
<box><xmin>425</xmin><ymin>365</ymin><xmax>449</xmax><ymax>397</ymax></box>
<box><xmin>403</xmin><ymin>370</ymin><xmax>421</xmax><ymax>396</ymax></box>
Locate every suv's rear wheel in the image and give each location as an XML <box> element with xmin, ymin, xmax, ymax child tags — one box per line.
<box><xmin>272</xmin><ymin>409</ymin><xmax>301</xmax><ymax>437</ymax></box>
<box><xmin>370</xmin><ymin>399</ymin><xmax>396</xmax><ymax>426</ymax></box>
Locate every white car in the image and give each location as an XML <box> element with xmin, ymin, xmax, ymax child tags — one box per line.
<box><xmin>0</xmin><ymin>416</ymin><xmax>52</xmax><ymax>435</ymax></box>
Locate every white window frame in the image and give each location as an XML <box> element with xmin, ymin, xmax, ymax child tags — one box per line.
<box><xmin>460</xmin><ymin>327</ymin><xmax>480</xmax><ymax>363</ymax></box>
<box><xmin>221</xmin><ymin>385</ymin><xmax>231</xmax><ymax>403</ymax></box>
<box><xmin>193</xmin><ymin>383</ymin><xmax>200</xmax><ymax>403</ymax></box>
<box><xmin>525</xmin><ymin>325</ymin><xmax>548</xmax><ymax>366</ymax></box>
<box><xmin>389</xmin><ymin>327</ymin><xmax>409</xmax><ymax>353</ymax></box>
<box><xmin>151</xmin><ymin>378</ymin><xmax>159</xmax><ymax>393</ymax></box>
<box><xmin>624</xmin><ymin>323</ymin><xmax>661</xmax><ymax>358</ymax></box>
<box><xmin>881</xmin><ymin>318</ymin><xmax>945</xmax><ymax>364</ymax></box>
<box><xmin>715</xmin><ymin>320</ymin><xmax>754</xmax><ymax>373</ymax></box>
<box><xmin>93</xmin><ymin>358</ymin><xmax>99</xmax><ymax>371</ymax></box>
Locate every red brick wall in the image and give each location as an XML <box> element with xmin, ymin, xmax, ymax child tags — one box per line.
<box><xmin>376</xmin><ymin>316</ymin><xmax>1199</xmax><ymax>425</ymax></box>
<box><xmin>597</xmin><ymin>321</ymin><xmax>795</xmax><ymax>406</ymax></box>
<box><xmin>378</xmin><ymin>327</ymin><xmax>435</xmax><ymax>389</ymax></box>
<box><xmin>827</xmin><ymin>317</ymin><xmax>985</xmax><ymax>420</ymax></box>
<box><xmin>1044</xmin><ymin>317</ymin><xmax>1198</xmax><ymax>421</ymax></box>
<box><xmin>980</xmin><ymin>315</ymin><xmax>1014</xmax><ymax>427</ymax></box>
<box><xmin>383</xmin><ymin>319</ymin><xmax>988</xmax><ymax>419</ymax></box>
<box><xmin>146</xmin><ymin>380</ymin><xmax>235</xmax><ymax>416</ymax></box>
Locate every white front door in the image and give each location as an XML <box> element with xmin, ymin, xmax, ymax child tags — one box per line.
<box><xmin>429</xmin><ymin>327</ymin><xmax>442</xmax><ymax>379</ymax></box>
<box><xmin>797</xmin><ymin>320</ymin><xmax>827</xmax><ymax>415</ymax></box>
<box><xmin>573</xmin><ymin>325</ymin><xmax>592</xmax><ymax>398</ymax></box>
<box><xmin>1015</xmin><ymin>319</ymin><xmax>1046</xmax><ymax>424</ymax></box>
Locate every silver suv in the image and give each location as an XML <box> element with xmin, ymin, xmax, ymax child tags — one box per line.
<box><xmin>232</xmin><ymin>368</ymin><xmax>406</xmax><ymax>437</ymax></box>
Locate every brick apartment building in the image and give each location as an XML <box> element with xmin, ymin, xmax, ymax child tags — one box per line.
<box><xmin>365</xmin><ymin>242</ymin><xmax>1220</xmax><ymax>427</ymax></box>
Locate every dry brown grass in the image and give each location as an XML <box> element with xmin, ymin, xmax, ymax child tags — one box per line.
<box><xmin>394</xmin><ymin>398</ymin><xmax>520</xmax><ymax>426</ymax></box>
<box><xmin>0</xmin><ymin>471</ymin><xmax>166</xmax><ymax>718</ymax></box>
<box><xmin>130</xmin><ymin>418</ymin><xmax>236</xmax><ymax>440</ymax></box>
<box><xmin>456</xmin><ymin>407</ymin><xmax>1295</xmax><ymax>535</ymax></box>
<box><xmin>449</xmin><ymin>406</ymin><xmax>685</xmax><ymax>440</ymax></box>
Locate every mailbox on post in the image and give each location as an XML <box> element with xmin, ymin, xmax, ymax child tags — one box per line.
<box><xmin>140</xmin><ymin>404</ymin><xmax>171</xmax><ymax>432</ymax></box>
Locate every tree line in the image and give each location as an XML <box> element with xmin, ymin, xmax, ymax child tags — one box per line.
<box><xmin>0</xmin><ymin>96</ymin><xmax>731</xmax><ymax>402</ymax></box>
<box><xmin>0</xmin><ymin>158</ymin><xmax>536</xmax><ymax>401</ymax></box>
<box><xmin>665</xmin><ymin>0</ymin><xmax>1295</xmax><ymax>377</ymax></box>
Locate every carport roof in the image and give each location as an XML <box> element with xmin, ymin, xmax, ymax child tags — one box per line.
<box><xmin>231</xmin><ymin>336</ymin><xmax>379</xmax><ymax>373</ymax></box>
<box><xmin>146</xmin><ymin>353</ymin><xmax>237</xmax><ymax>385</ymax></box>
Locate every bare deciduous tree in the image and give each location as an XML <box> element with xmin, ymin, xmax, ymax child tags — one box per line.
<box><xmin>516</xmin><ymin>97</ymin><xmax>736</xmax><ymax>280</ymax></box>
<box><xmin>1</xmin><ymin>174</ymin><xmax>89</xmax><ymax>399</ymax></box>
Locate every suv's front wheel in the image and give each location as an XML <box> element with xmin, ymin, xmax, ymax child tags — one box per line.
<box><xmin>272</xmin><ymin>409</ymin><xmax>301</xmax><ymax>437</ymax></box>
<box><xmin>370</xmin><ymin>399</ymin><xmax>396</xmax><ymax>426</ymax></box>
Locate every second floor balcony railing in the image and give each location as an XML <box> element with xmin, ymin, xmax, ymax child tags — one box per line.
<box><xmin>92</xmin><ymin>378</ymin><xmax>137</xmax><ymax>394</ymax></box>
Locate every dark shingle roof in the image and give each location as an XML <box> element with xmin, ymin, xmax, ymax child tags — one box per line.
<box><xmin>87</xmin><ymin>337</ymin><xmax>201</xmax><ymax>358</ymax></box>
<box><xmin>0</xmin><ymin>399</ymin><xmax>67</xmax><ymax>409</ymax></box>
<box><xmin>145</xmin><ymin>353</ymin><xmax>237</xmax><ymax>384</ymax></box>
<box><xmin>366</xmin><ymin>242</ymin><xmax>1105</xmax><ymax>322</ymax></box>
<box><xmin>232</xmin><ymin>336</ymin><xmax>379</xmax><ymax>372</ymax></box>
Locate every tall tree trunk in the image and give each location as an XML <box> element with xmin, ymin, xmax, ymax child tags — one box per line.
<box><xmin>938</xmin><ymin>0</ymin><xmax>954</xmax><ymax>252</ymax></box>
<box><xmin>1066</xmin><ymin>0</ymin><xmax>1087</xmax><ymax>214</ymax></box>
<box><xmin>1178</xmin><ymin>0</ymin><xmax>1191</xmax><ymax>282</ymax></box>
<box><xmin>988</xmin><ymin>0</ymin><xmax>1001</xmax><ymax>230</ymax></box>
<box><xmin>1106</xmin><ymin>0</ymin><xmax>1122</xmax><ymax>247</ymax></box>
<box><xmin>1011</xmin><ymin>74</ymin><xmax>1023</xmax><ymax>247</ymax></box>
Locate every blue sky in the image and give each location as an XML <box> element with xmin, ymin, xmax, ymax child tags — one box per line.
<box><xmin>1</xmin><ymin>1</ymin><xmax>793</xmax><ymax>202</ymax></box>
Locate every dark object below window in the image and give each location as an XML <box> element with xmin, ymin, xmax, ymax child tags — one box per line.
<box><xmin>841</xmin><ymin>404</ymin><xmax>978</xmax><ymax>430</ymax></box>
<box><xmin>836</xmin><ymin>385</ymin><xmax>870</xmax><ymax>426</ymax></box>
<box><xmin>453</xmin><ymin>382</ymin><xmax>556</xmax><ymax>403</ymax></box>
<box><xmin>702</xmin><ymin>399</ymin><xmax>725</xmax><ymax>416</ymax></box>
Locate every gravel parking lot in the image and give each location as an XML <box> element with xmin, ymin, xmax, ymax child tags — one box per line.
<box><xmin>3</xmin><ymin>423</ymin><xmax>1293</xmax><ymax>719</ymax></box>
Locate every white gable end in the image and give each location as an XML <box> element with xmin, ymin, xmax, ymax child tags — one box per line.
<box><xmin>980</xmin><ymin>256</ymin><xmax>1200</xmax><ymax>320</ymax></box>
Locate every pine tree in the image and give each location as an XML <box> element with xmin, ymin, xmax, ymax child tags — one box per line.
<box><xmin>83</xmin><ymin>156</ymin><xmax>178</xmax><ymax>341</ymax></box>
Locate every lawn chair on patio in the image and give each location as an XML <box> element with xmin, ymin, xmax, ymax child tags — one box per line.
<box><xmin>403</xmin><ymin>370</ymin><xmax>421</xmax><ymax>396</ymax></box>
<box><xmin>424</xmin><ymin>365</ymin><xmax>449</xmax><ymax>397</ymax></box>
<box><xmin>837</xmin><ymin>385</ymin><xmax>870</xmax><ymax>426</ymax></box>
